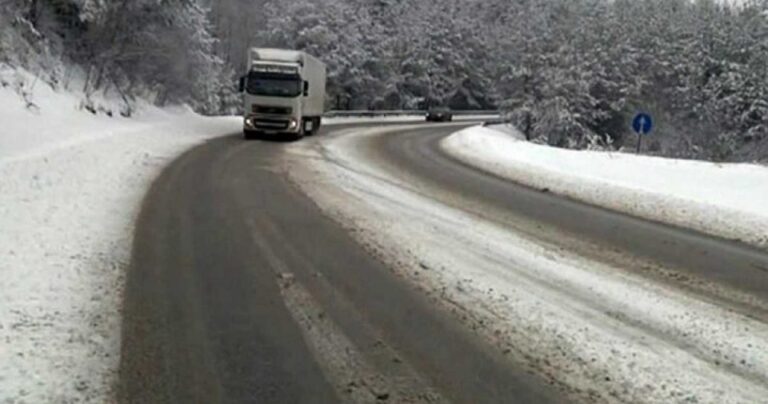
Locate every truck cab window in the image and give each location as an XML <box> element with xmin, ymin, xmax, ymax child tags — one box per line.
<box><xmin>246</xmin><ymin>72</ymin><xmax>303</xmax><ymax>97</ymax></box>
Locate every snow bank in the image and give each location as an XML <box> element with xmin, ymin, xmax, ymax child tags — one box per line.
<box><xmin>442</xmin><ymin>126</ymin><xmax>768</xmax><ymax>249</ymax></box>
<box><xmin>0</xmin><ymin>68</ymin><xmax>188</xmax><ymax>162</ymax></box>
<box><xmin>0</xmin><ymin>70</ymin><xmax>240</xmax><ymax>402</ymax></box>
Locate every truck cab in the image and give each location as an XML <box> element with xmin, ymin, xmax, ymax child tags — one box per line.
<box><xmin>239</xmin><ymin>49</ymin><xmax>327</xmax><ymax>140</ymax></box>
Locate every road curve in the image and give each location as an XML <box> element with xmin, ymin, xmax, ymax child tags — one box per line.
<box><xmin>119</xmin><ymin>122</ymin><xmax>768</xmax><ymax>403</ymax></box>
<box><xmin>363</xmin><ymin>125</ymin><xmax>768</xmax><ymax>316</ymax></box>
<box><xmin>118</xmin><ymin>123</ymin><xmax>561</xmax><ymax>404</ymax></box>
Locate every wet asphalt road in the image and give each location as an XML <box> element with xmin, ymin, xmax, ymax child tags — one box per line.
<box><xmin>118</xmin><ymin>123</ymin><xmax>561</xmax><ymax>404</ymax></box>
<box><xmin>118</xmin><ymin>122</ymin><xmax>768</xmax><ymax>403</ymax></box>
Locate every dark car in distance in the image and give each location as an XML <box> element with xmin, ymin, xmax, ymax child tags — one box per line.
<box><xmin>426</xmin><ymin>107</ymin><xmax>453</xmax><ymax>122</ymax></box>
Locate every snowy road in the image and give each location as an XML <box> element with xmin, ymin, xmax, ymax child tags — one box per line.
<box><xmin>119</xmin><ymin>123</ymin><xmax>768</xmax><ymax>403</ymax></box>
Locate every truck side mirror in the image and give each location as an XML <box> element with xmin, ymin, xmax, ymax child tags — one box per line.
<box><xmin>238</xmin><ymin>76</ymin><xmax>246</xmax><ymax>93</ymax></box>
<box><xmin>303</xmin><ymin>81</ymin><xmax>309</xmax><ymax>97</ymax></box>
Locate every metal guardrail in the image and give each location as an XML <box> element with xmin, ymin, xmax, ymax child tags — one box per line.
<box><xmin>324</xmin><ymin>110</ymin><xmax>500</xmax><ymax>118</ymax></box>
<box><xmin>481</xmin><ymin>118</ymin><xmax>513</xmax><ymax>127</ymax></box>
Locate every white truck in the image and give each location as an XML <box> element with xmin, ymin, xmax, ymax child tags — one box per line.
<box><xmin>238</xmin><ymin>48</ymin><xmax>327</xmax><ymax>139</ymax></box>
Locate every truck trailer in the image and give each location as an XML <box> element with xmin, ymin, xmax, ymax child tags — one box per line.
<box><xmin>239</xmin><ymin>48</ymin><xmax>327</xmax><ymax>139</ymax></box>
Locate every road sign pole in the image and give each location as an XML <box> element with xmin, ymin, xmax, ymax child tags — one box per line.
<box><xmin>636</xmin><ymin>133</ymin><xmax>643</xmax><ymax>154</ymax></box>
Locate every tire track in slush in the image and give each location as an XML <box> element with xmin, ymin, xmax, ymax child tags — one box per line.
<box><xmin>246</xmin><ymin>213</ymin><xmax>446</xmax><ymax>404</ymax></box>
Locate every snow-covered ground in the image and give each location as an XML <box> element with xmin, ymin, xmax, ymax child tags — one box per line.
<box><xmin>0</xmin><ymin>69</ymin><xmax>239</xmax><ymax>402</ymax></box>
<box><xmin>443</xmin><ymin>126</ymin><xmax>768</xmax><ymax>250</ymax></box>
<box><xmin>287</xmin><ymin>125</ymin><xmax>768</xmax><ymax>403</ymax></box>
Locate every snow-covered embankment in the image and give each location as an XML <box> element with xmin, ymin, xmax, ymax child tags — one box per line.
<box><xmin>442</xmin><ymin>126</ymin><xmax>768</xmax><ymax>250</ymax></box>
<box><xmin>0</xmin><ymin>70</ymin><xmax>239</xmax><ymax>402</ymax></box>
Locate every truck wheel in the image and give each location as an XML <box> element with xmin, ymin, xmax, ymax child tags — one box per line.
<box><xmin>293</xmin><ymin>126</ymin><xmax>306</xmax><ymax>141</ymax></box>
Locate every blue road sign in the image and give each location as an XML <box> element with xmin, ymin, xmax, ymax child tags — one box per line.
<box><xmin>632</xmin><ymin>113</ymin><xmax>653</xmax><ymax>135</ymax></box>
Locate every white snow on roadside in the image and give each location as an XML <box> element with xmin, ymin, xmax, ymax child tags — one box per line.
<box><xmin>287</xmin><ymin>125</ymin><xmax>768</xmax><ymax>404</ymax></box>
<box><xmin>484</xmin><ymin>123</ymin><xmax>523</xmax><ymax>138</ymax></box>
<box><xmin>0</xmin><ymin>73</ymin><xmax>240</xmax><ymax>402</ymax></box>
<box><xmin>442</xmin><ymin>126</ymin><xmax>768</xmax><ymax>249</ymax></box>
<box><xmin>0</xmin><ymin>68</ymin><xmax>187</xmax><ymax>163</ymax></box>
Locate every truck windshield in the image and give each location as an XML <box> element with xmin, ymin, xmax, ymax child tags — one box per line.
<box><xmin>246</xmin><ymin>72</ymin><xmax>302</xmax><ymax>97</ymax></box>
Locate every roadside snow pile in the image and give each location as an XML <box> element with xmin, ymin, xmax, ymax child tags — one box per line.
<box><xmin>0</xmin><ymin>68</ymin><xmax>182</xmax><ymax>161</ymax></box>
<box><xmin>484</xmin><ymin>123</ymin><xmax>524</xmax><ymax>138</ymax></box>
<box><xmin>0</xmin><ymin>71</ymin><xmax>239</xmax><ymax>403</ymax></box>
<box><xmin>442</xmin><ymin>126</ymin><xmax>768</xmax><ymax>250</ymax></box>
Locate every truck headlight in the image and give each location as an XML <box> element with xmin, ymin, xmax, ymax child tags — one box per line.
<box><xmin>245</xmin><ymin>117</ymin><xmax>255</xmax><ymax>128</ymax></box>
<box><xmin>288</xmin><ymin>119</ymin><xmax>298</xmax><ymax>129</ymax></box>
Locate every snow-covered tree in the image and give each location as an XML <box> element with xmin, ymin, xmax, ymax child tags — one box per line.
<box><xmin>2</xmin><ymin>0</ymin><xmax>766</xmax><ymax>160</ymax></box>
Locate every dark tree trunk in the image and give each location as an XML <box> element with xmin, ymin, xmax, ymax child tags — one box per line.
<box><xmin>26</xmin><ymin>0</ymin><xmax>39</xmax><ymax>27</ymax></box>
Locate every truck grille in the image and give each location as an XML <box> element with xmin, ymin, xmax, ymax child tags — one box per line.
<box><xmin>254</xmin><ymin>118</ymin><xmax>290</xmax><ymax>130</ymax></box>
<box><xmin>253</xmin><ymin>105</ymin><xmax>292</xmax><ymax>115</ymax></box>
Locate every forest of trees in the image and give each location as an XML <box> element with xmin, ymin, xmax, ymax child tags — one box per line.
<box><xmin>1</xmin><ymin>0</ymin><xmax>766</xmax><ymax>161</ymax></box>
